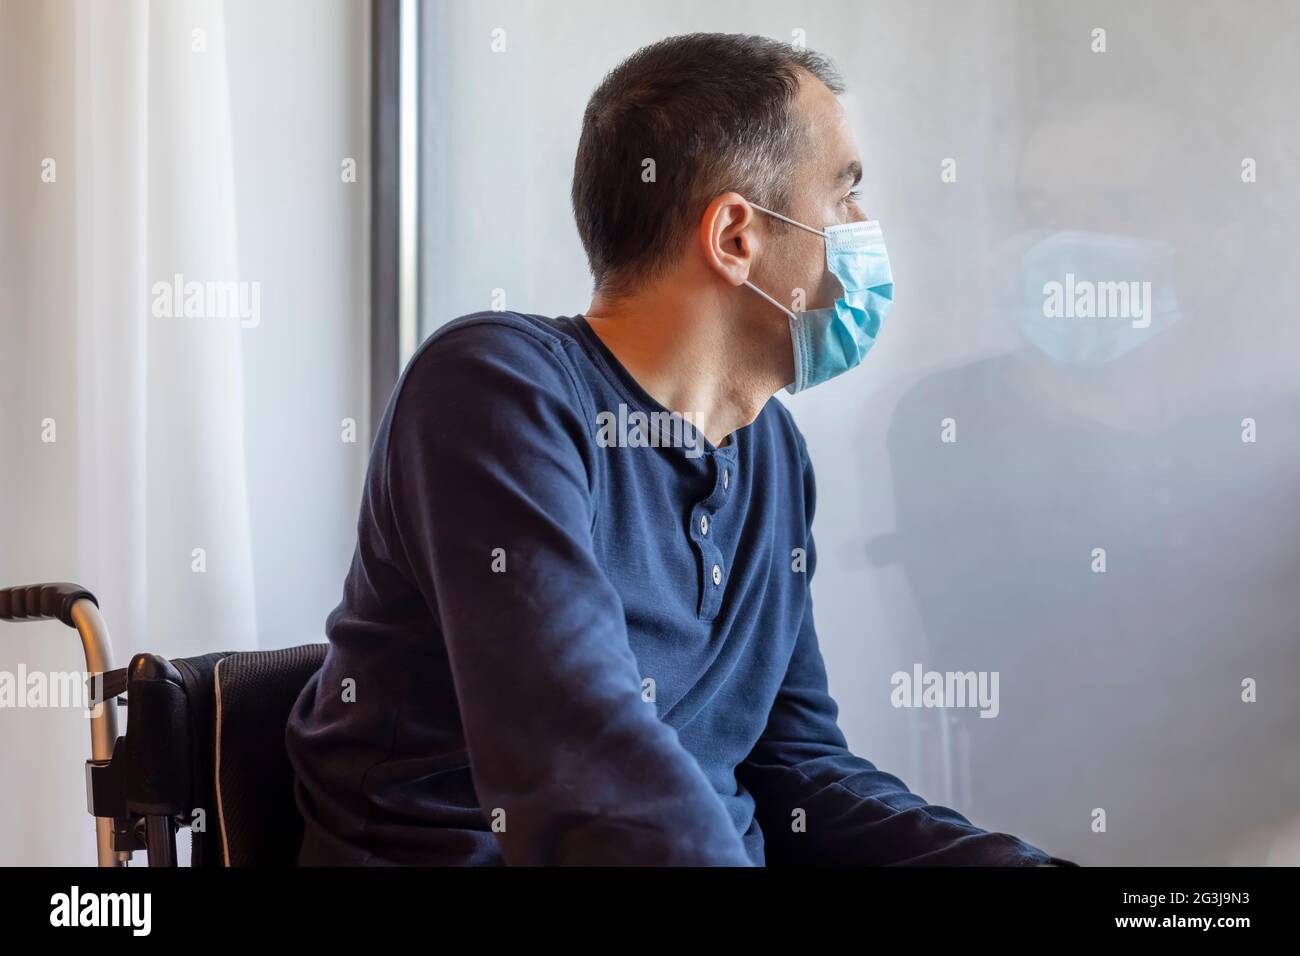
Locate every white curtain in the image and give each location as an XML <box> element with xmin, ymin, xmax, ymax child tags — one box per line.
<box><xmin>0</xmin><ymin>0</ymin><xmax>256</xmax><ymax>865</ymax></box>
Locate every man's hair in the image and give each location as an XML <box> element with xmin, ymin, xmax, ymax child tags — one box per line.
<box><xmin>571</xmin><ymin>33</ymin><xmax>845</xmax><ymax>299</ymax></box>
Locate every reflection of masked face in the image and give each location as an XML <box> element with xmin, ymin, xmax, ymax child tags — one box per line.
<box><xmin>1017</xmin><ymin>230</ymin><xmax>1181</xmax><ymax>367</ymax></box>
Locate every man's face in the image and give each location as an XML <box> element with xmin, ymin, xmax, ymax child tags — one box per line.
<box><xmin>753</xmin><ymin>71</ymin><xmax>866</xmax><ymax>313</ymax></box>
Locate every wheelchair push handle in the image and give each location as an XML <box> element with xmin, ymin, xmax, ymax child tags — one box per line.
<box><xmin>0</xmin><ymin>581</ymin><xmax>99</xmax><ymax>627</ymax></box>
<box><xmin>0</xmin><ymin>580</ymin><xmax>126</xmax><ymax>866</ymax></box>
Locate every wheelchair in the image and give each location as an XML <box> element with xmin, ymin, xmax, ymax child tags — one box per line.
<box><xmin>0</xmin><ymin>581</ymin><xmax>325</xmax><ymax>866</ymax></box>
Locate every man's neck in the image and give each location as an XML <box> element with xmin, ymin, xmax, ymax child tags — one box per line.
<box><xmin>583</xmin><ymin>284</ymin><xmax>788</xmax><ymax>448</ymax></box>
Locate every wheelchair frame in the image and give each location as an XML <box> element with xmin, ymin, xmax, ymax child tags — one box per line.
<box><xmin>0</xmin><ymin>582</ymin><xmax>210</xmax><ymax>867</ymax></box>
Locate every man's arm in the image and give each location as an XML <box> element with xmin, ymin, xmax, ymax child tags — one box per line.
<box><xmin>386</xmin><ymin>319</ymin><xmax>752</xmax><ymax>866</ymax></box>
<box><xmin>737</xmin><ymin>443</ymin><xmax>1075</xmax><ymax>866</ymax></box>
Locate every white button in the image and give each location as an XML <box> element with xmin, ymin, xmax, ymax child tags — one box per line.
<box><xmin>699</xmin><ymin>515</ymin><xmax>709</xmax><ymax>535</ymax></box>
<box><xmin>711</xmin><ymin>564</ymin><xmax>722</xmax><ymax>586</ymax></box>
<box><xmin>722</xmin><ymin>469</ymin><xmax>729</xmax><ymax>489</ymax></box>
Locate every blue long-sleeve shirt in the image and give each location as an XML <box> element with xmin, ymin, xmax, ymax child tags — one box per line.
<box><xmin>285</xmin><ymin>310</ymin><xmax>1073</xmax><ymax>866</ymax></box>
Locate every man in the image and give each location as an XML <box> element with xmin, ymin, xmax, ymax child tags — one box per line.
<box><xmin>285</xmin><ymin>32</ymin><xmax>1075</xmax><ymax>866</ymax></box>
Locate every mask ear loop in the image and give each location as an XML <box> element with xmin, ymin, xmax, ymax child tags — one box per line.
<box><xmin>741</xmin><ymin>198</ymin><xmax>826</xmax><ymax>392</ymax></box>
<box><xmin>741</xmin><ymin>199</ymin><xmax>831</xmax><ymax>319</ymax></box>
<box><xmin>745</xmin><ymin>200</ymin><xmax>830</xmax><ymax>239</ymax></box>
<box><xmin>742</xmin><ymin>279</ymin><xmax>798</xmax><ymax>321</ymax></box>
<box><xmin>742</xmin><ymin>278</ymin><xmax>808</xmax><ymax>393</ymax></box>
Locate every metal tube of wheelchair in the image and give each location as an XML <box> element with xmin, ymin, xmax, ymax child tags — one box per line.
<box><xmin>144</xmin><ymin>815</ymin><xmax>177</xmax><ymax>866</ymax></box>
<box><xmin>0</xmin><ymin>584</ymin><xmax>129</xmax><ymax>866</ymax></box>
<box><xmin>69</xmin><ymin>598</ymin><xmax>129</xmax><ymax>867</ymax></box>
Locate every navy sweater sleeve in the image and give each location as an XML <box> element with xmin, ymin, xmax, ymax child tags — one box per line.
<box><xmin>737</xmin><ymin>442</ymin><xmax>1075</xmax><ymax>866</ymax></box>
<box><xmin>384</xmin><ymin>321</ymin><xmax>753</xmax><ymax>866</ymax></box>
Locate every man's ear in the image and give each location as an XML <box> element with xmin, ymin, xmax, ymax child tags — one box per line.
<box><xmin>699</xmin><ymin>192</ymin><xmax>760</xmax><ymax>288</ymax></box>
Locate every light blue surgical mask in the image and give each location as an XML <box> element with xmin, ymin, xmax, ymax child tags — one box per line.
<box><xmin>743</xmin><ymin>201</ymin><xmax>894</xmax><ymax>394</ymax></box>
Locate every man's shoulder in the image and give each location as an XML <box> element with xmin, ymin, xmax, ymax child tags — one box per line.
<box><xmin>394</xmin><ymin>311</ymin><xmax>592</xmax><ymax>404</ymax></box>
<box><xmin>376</xmin><ymin>312</ymin><xmax>598</xmax><ymax>481</ymax></box>
<box><xmin>414</xmin><ymin>310</ymin><xmax>581</xmax><ymax>371</ymax></box>
<box><xmin>375</xmin><ymin>311</ymin><xmax>596</xmax><ymax>463</ymax></box>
